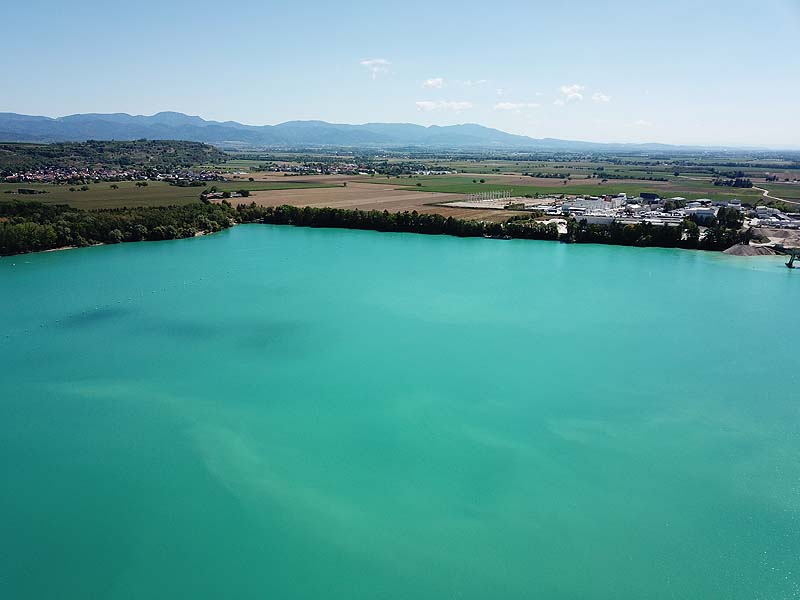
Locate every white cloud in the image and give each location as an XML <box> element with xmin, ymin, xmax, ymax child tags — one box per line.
<box><xmin>592</xmin><ymin>92</ymin><xmax>611</xmax><ymax>103</ymax></box>
<box><xmin>494</xmin><ymin>102</ymin><xmax>541</xmax><ymax>112</ymax></box>
<box><xmin>415</xmin><ymin>100</ymin><xmax>473</xmax><ymax>112</ymax></box>
<box><xmin>359</xmin><ymin>58</ymin><xmax>390</xmax><ymax>79</ymax></box>
<box><xmin>632</xmin><ymin>119</ymin><xmax>653</xmax><ymax>127</ymax></box>
<box><xmin>496</xmin><ymin>88</ymin><xmax>507</xmax><ymax>96</ymax></box>
<box><xmin>559</xmin><ymin>83</ymin><xmax>585</xmax><ymax>102</ymax></box>
<box><xmin>553</xmin><ymin>99</ymin><xmax>566</xmax><ymax>107</ymax></box>
<box><xmin>423</xmin><ymin>77</ymin><xmax>445</xmax><ymax>88</ymax></box>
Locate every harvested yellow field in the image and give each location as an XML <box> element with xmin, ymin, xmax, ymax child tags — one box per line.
<box><xmin>243</xmin><ymin>182</ymin><xmax>527</xmax><ymax>222</ymax></box>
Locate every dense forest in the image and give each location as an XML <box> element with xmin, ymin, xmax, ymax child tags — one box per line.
<box><xmin>713</xmin><ymin>177</ymin><xmax>753</xmax><ymax>188</ymax></box>
<box><xmin>0</xmin><ymin>140</ymin><xmax>227</xmax><ymax>173</ymax></box>
<box><xmin>240</xmin><ymin>204</ymin><xmax>746</xmax><ymax>251</ymax></box>
<box><xmin>239</xmin><ymin>204</ymin><xmax>560</xmax><ymax>240</ymax></box>
<box><xmin>1</xmin><ymin>200</ymin><xmax>749</xmax><ymax>257</ymax></box>
<box><xmin>0</xmin><ymin>201</ymin><xmax>233</xmax><ymax>255</ymax></box>
<box><xmin>564</xmin><ymin>215</ymin><xmax>746</xmax><ymax>250</ymax></box>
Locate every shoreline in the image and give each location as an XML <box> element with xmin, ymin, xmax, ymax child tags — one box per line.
<box><xmin>42</xmin><ymin>244</ymin><xmax>83</xmax><ymax>253</ymax></box>
<box><xmin>2</xmin><ymin>199</ymin><xmax>794</xmax><ymax>259</ymax></box>
<box><xmin>247</xmin><ymin>221</ymin><xmax>791</xmax><ymax>259</ymax></box>
<box><xmin>2</xmin><ymin>219</ymin><xmax>791</xmax><ymax>260</ymax></box>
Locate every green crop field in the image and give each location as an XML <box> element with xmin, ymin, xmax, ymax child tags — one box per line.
<box><xmin>0</xmin><ymin>181</ymin><xmax>201</xmax><ymax>209</ymax></box>
<box><xmin>367</xmin><ymin>175</ymin><xmax>477</xmax><ymax>187</ymax></box>
<box><xmin>445</xmin><ymin>160</ymin><xmax>529</xmax><ymax>174</ymax></box>
<box><xmin>380</xmin><ymin>177</ymin><xmax>765</xmax><ymax>203</ymax></box>
<box><xmin>0</xmin><ymin>180</ymin><xmax>339</xmax><ymax>209</ymax></box>
<box><xmin>763</xmin><ymin>183</ymin><xmax>800</xmax><ymax>201</ymax></box>
<box><xmin>213</xmin><ymin>181</ymin><xmax>338</xmax><ymax>192</ymax></box>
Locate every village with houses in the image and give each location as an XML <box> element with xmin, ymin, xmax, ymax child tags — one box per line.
<box><xmin>3</xmin><ymin>165</ymin><xmax>225</xmax><ymax>186</ymax></box>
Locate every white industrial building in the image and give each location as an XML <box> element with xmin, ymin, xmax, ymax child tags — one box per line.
<box><xmin>684</xmin><ymin>206</ymin><xmax>719</xmax><ymax>221</ymax></box>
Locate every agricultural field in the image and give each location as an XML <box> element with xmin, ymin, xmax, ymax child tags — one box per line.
<box><xmin>5</xmin><ymin>147</ymin><xmax>798</xmax><ymax>213</ymax></box>
<box><xmin>225</xmin><ymin>172</ymin><xmax>353</xmax><ymax>184</ymax></box>
<box><xmin>238</xmin><ymin>182</ymin><xmax>524</xmax><ymax>222</ymax></box>
<box><xmin>211</xmin><ymin>180</ymin><xmax>338</xmax><ymax>192</ymax></box>
<box><xmin>194</xmin><ymin>158</ymin><xmax>266</xmax><ymax>172</ymax></box>
<box><xmin>196</xmin><ymin>151</ymin><xmax>800</xmax><ymax>208</ymax></box>
<box><xmin>1</xmin><ymin>181</ymin><xmax>201</xmax><ymax>209</ymax></box>
<box><xmin>761</xmin><ymin>182</ymin><xmax>800</xmax><ymax>202</ymax></box>
<box><xmin>0</xmin><ymin>180</ymin><xmax>339</xmax><ymax>210</ymax></box>
<box><xmin>356</xmin><ymin>174</ymin><xmax>768</xmax><ymax>203</ymax></box>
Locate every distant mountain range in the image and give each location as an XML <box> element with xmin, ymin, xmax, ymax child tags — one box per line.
<box><xmin>0</xmin><ymin>111</ymin><xmax>767</xmax><ymax>152</ymax></box>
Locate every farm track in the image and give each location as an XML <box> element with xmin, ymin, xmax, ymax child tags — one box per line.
<box><xmin>752</xmin><ymin>185</ymin><xmax>798</xmax><ymax>205</ymax></box>
<box><xmin>677</xmin><ymin>175</ymin><xmax>798</xmax><ymax>206</ymax></box>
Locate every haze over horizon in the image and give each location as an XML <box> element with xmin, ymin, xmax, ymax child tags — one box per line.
<box><xmin>6</xmin><ymin>110</ymin><xmax>799</xmax><ymax>151</ymax></box>
<box><xmin>3</xmin><ymin>0</ymin><xmax>800</xmax><ymax>148</ymax></box>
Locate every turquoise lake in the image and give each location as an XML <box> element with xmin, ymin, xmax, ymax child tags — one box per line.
<box><xmin>1</xmin><ymin>224</ymin><xmax>798</xmax><ymax>599</ymax></box>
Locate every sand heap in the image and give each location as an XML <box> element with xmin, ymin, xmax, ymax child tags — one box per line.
<box><xmin>723</xmin><ymin>244</ymin><xmax>779</xmax><ymax>256</ymax></box>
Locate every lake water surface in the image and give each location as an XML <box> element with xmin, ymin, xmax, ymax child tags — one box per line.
<box><xmin>1</xmin><ymin>225</ymin><xmax>798</xmax><ymax>599</ymax></box>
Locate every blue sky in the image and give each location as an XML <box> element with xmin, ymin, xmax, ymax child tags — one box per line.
<box><xmin>3</xmin><ymin>0</ymin><xmax>800</xmax><ymax>147</ymax></box>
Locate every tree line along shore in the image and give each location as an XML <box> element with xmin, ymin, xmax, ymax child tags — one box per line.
<box><xmin>0</xmin><ymin>200</ymin><xmax>751</xmax><ymax>257</ymax></box>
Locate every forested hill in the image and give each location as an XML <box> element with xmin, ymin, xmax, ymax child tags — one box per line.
<box><xmin>0</xmin><ymin>111</ymin><xmax>747</xmax><ymax>152</ymax></box>
<box><xmin>0</xmin><ymin>140</ymin><xmax>226</xmax><ymax>173</ymax></box>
